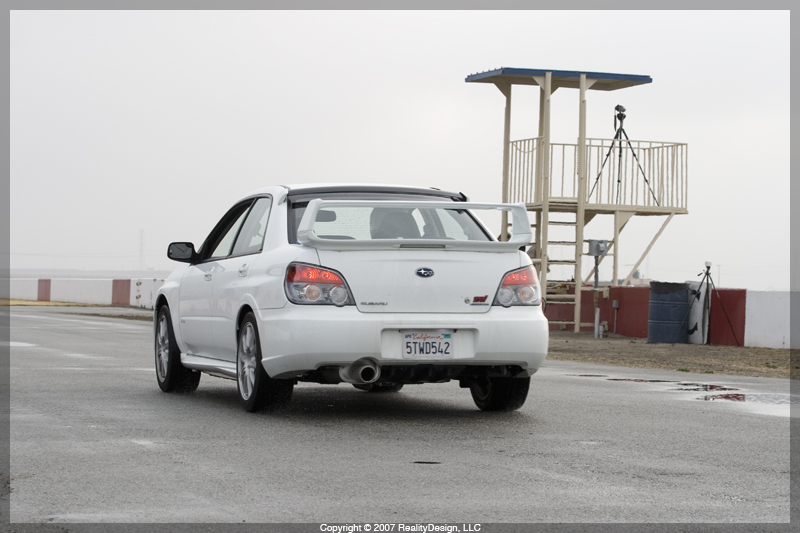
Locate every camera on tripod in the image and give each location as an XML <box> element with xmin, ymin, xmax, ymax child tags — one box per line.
<box><xmin>589</xmin><ymin>103</ymin><xmax>659</xmax><ymax>206</ymax></box>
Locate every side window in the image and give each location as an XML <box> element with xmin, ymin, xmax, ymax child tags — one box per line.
<box><xmin>231</xmin><ymin>197</ymin><xmax>273</xmax><ymax>256</ymax></box>
<box><xmin>313</xmin><ymin>207</ymin><xmax>372</xmax><ymax>240</ymax></box>
<box><xmin>207</xmin><ymin>203</ymin><xmax>252</xmax><ymax>260</ymax></box>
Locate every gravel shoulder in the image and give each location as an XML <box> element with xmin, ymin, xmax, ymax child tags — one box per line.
<box><xmin>547</xmin><ymin>330</ymin><xmax>793</xmax><ymax>379</ymax></box>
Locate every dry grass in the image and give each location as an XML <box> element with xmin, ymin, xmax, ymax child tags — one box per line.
<box><xmin>1</xmin><ymin>299</ymin><xmax>99</xmax><ymax>307</ymax></box>
<box><xmin>547</xmin><ymin>330</ymin><xmax>793</xmax><ymax>379</ymax></box>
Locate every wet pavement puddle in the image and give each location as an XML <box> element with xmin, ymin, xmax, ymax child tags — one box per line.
<box><xmin>568</xmin><ymin>374</ymin><xmax>797</xmax><ymax>417</ymax></box>
<box><xmin>701</xmin><ymin>393</ymin><xmax>798</xmax><ymax>404</ymax></box>
<box><xmin>672</xmin><ymin>383</ymin><xmax>739</xmax><ymax>392</ymax></box>
<box><xmin>609</xmin><ymin>378</ymin><xmax>678</xmax><ymax>383</ymax></box>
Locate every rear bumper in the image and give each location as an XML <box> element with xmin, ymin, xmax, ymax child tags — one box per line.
<box><xmin>254</xmin><ymin>304</ymin><xmax>549</xmax><ymax>379</ymax></box>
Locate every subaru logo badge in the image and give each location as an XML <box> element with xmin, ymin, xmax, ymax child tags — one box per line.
<box><xmin>415</xmin><ymin>268</ymin><xmax>434</xmax><ymax>278</ymax></box>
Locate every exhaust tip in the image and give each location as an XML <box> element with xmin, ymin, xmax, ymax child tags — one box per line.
<box><xmin>339</xmin><ymin>358</ymin><xmax>381</xmax><ymax>384</ymax></box>
<box><xmin>360</xmin><ymin>366</ymin><xmax>377</xmax><ymax>382</ymax></box>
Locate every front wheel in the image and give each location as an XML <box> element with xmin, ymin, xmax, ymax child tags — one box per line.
<box><xmin>237</xmin><ymin>313</ymin><xmax>293</xmax><ymax>412</ymax></box>
<box><xmin>155</xmin><ymin>306</ymin><xmax>200</xmax><ymax>393</ymax></box>
<box><xmin>470</xmin><ymin>377</ymin><xmax>530</xmax><ymax>411</ymax></box>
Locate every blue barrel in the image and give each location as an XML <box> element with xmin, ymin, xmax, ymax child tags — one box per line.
<box><xmin>648</xmin><ymin>281</ymin><xmax>689</xmax><ymax>343</ymax></box>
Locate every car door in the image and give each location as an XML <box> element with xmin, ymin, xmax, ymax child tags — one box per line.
<box><xmin>211</xmin><ymin>196</ymin><xmax>273</xmax><ymax>361</ymax></box>
<box><xmin>179</xmin><ymin>200</ymin><xmax>252</xmax><ymax>358</ymax></box>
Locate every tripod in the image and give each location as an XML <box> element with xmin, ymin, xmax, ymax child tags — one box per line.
<box><xmin>672</xmin><ymin>262</ymin><xmax>740</xmax><ymax>346</ymax></box>
<box><xmin>588</xmin><ymin>105</ymin><xmax>660</xmax><ymax>206</ymax></box>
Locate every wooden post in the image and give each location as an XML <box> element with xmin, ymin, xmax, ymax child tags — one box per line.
<box><xmin>538</xmin><ymin>73</ymin><xmax>552</xmax><ymax>289</ymax></box>
<box><xmin>574</xmin><ymin>74</ymin><xmax>592</xmax><ymax>332</ymax></box>
<box><xmin>496</xmin><ymin>82</ymin><xmax>512</xmax><ymax>241</ymax></box>
<box><xmin>535</xmin><ymin>84</ymin><xmax>545</xmax><ymax>204</ymax></box>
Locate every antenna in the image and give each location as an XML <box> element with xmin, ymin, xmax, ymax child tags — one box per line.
<box><xmin>139</xmin><ymin>230</ymin><xmax>145</xmax><ymax>271</ymax></box>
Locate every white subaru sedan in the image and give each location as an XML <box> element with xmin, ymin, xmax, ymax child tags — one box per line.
<box><xmin>155</xmin><ymin>184</ymin><xmax>548</xmax><ymax>412</ymax></box>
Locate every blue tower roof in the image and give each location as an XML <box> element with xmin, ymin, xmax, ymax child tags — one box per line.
<box><xmin>465</xmin><ymin>68</ymin><xmax>652</xmax><ymax>91</ymax></box>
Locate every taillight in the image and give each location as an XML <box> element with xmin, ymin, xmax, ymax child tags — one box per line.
<box><xmin>285</xmin><ymin>263</ymin><xmax>354</xmax><ymax>306</ymax></box>
<box><xmin>493</xmin><ymin>266</ymin><xmax>541</xmax><ymax>307</ymax></box>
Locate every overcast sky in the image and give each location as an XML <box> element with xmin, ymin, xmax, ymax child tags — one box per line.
<box><xmin>9</xmin><ymin>10</ymin><xmax>790</xmax><ymax>290</ymax></box>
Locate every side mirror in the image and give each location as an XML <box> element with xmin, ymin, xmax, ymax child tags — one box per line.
<box><xmin>167</xmin><ymin>242</ymin><xmax>197</xmax><ymax>263</ymax></box>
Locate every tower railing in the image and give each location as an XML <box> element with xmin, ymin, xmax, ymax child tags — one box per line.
<box><xmin>509</xmin><ymin>137</ymin><xmax>688</xmax><ymax>209</ymax></box>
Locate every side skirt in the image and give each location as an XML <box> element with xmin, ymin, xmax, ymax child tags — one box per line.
<box><xmin>181</xmin><ymin>353</ymin><xmax>237</xmax><ymax>380</ymax></box>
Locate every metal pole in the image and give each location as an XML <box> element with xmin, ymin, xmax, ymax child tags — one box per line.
<box><xmin>593</xmin><ymin>255</ymin><xmax>600</xmax><ymax>339</ymax></box>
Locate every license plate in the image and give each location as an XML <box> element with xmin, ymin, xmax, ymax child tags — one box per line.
<box><xmin>402</xmin><ymin>330</ymin><xmax>455</xmax><ymax>359</ymax></box>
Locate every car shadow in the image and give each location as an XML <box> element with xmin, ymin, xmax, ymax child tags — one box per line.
<box><xmin>171</xmin><ymin>380</ymin><xmax>536</xmax><ymax>426</ymax></box>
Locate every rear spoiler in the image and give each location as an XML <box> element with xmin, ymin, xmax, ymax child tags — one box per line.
<box><xmin>297</xmin><ymin>199</ymin><xmax>531</xmax><ymax>252</ymax></box>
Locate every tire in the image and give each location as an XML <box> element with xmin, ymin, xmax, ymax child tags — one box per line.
<box><xmin>469</xmin><ymin>377</ymin><xmax>530</xmax><ymax>411</ymax></box>
<box><xmin>155</xmin><ymin>305</ymin><xmax>200</xmax><ymax>393</ymax></box>
<box><xmin>237</xmin><ymin>313</ymin><xmax>293</xmax><ymax>412</ymax></box>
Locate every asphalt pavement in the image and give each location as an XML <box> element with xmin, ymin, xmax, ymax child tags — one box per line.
<box><xmin>7</xmin><ymin>306</ymin><xmax>794</xmax><ymax>524</ymax></box>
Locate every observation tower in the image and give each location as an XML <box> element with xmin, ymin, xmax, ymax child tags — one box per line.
<box><xmin>466</xmin><ymin>68</ymin><xmax>688</xmax><ymax>332</ymax></box>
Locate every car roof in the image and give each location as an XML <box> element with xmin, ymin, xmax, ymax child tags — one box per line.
<box><xmin>241</xmin><ymin>183</ymin><xmax>468</xmax><ymax>202</ymax></box>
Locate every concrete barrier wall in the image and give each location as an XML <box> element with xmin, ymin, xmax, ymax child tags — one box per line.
<box><xmin>9</xmin><ymin>279</ymin><xmax>38</xmax><ymax>301</ymax></box>
<box><xmin>7</xmin><ymin>278</ymin><xmax>165</xmax><ymax>309</ymax></box>
<box><xmin>544</xmin><ymin>283</ymin><xmax>789</xmax><ymax>349</ymax></box>
<box><xmin>544</xmin><ymin>286</ymin><xmax>650</xmax><ymax>338</ymax></box>
<box><xmin>50</xmin><ymin>279</ymin><xmax>114</xmax><ymax>305</ymax></box>
<box><xmin>708</xmin><ymin>288</ymin><xmax>747</xmax><ymax>347</ymax></box>
<box><xmin>745</xmin><ymin>291</ymin><xmax>790</xmax><ymax>349</ymax></box>
<box><xmin>130</xmin><ymin>279</ymin><xmax>165</xmax><ymax>309</ymax></box>
<box><xmin>609</xmin><ymin>286</ymin><xmax>651</xmax><ymax>338</ymax></box>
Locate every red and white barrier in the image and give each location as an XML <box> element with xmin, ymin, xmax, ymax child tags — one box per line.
<box><xmin>7</xmin><ymin>278</ymin><xmax>165</xmax><ymax>309</ymax></box>
<box><xmin>544</xmin><ymin>284</ymin><xmax>793</xmax><ymax>349</ymax></box>
<box><xmin>5</xmin><ymin>278</ymin><xmax>794</xmax><ymax>349</ymax></box>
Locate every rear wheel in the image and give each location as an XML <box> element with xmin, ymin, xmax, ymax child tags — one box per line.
<box><xmin>155</xmin><ymin>306</ymin><xmax>200</xmax><ymax>393</ymax></box>
<box><xmin>470</xmin><ymin>377</ymin><xmax>530</xmax><ymax>411</ymax></box>
<box><xmin>237</xmin><ymin>313</ymin><xmax>293</xmax><ymax>412</ymax></box>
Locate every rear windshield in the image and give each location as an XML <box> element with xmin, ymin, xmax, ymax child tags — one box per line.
<box><xmin>288</xmin><ymin>193</ymin><xmax>492</xmax><ymax>243</ymax></box>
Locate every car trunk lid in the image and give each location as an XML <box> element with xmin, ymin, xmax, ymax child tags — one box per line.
<box><xmin>317</xmin><ymin>249</ymin><xmax>521</xmax><ymax>314</ymax></box>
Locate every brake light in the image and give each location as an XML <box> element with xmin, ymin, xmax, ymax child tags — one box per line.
<box><xmin>285</xmin><ymin>263</ymin><xmax>354</xmax><ymax>306</ymax></box>
<box><xmin>501</xmin><ymin>268</ymin><xmax>537</xmax><ymax>285</ymax></box>
<box><xmin>286</xmin><ymin>264</ymin><xmax>344</xmax><ymax>284</ymax></box>
<box><xmin>493</xmin><ymin>266</ymin><xmax>541</xmax><ymax>307</ymax></box>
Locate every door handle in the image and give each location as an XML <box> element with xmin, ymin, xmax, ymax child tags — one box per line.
<box><xmin>238</xmin><ymin>264</ymin><xmax>249</xmax><ymax>277</ymax></box>
<box><xmin>204</xmin><ymin>272</ymin><xmax>213</xmax><ymax>281</ymax></box>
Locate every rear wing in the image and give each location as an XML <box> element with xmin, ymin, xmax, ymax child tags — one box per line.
<box><xmin>297</xmin><ymin>199</ymin><xmax>531</xmax><ymax>252</ymax></box>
